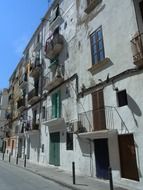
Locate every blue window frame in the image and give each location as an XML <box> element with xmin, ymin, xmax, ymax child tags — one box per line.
<box><xmin>90</xmin><ymin>26</ymin><xmax>105</xmax><ymax>65</ymax></box>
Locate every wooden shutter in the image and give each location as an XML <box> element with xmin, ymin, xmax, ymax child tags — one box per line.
<box><xmin>92</xmin><ymin>89</ymin><xmax>106</xmax><ymax>131</ymax></box>
<box><xmin>118</xmin><ymin>134</ymin><xmax>139</xmax><ymax>181</ymax></box>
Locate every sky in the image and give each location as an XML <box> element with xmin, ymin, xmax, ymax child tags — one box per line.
<box><xmin>0</xmin><ymin>0</ymin><xmax>52</xmax><ymax>89</ymax></box>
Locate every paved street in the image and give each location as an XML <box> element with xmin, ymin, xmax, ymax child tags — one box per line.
<box><xmin>0</xmin><ymin>161</ymin><xmax>71</xmax><ymax>190</ymax></box>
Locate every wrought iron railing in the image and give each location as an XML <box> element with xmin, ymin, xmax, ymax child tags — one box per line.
<box><xmin>45</xmin><ymin>33</ymin><xmax>64</xmax><ymax>59</ymax></box>
<box><xmin>17</xmin><ymin>98</ymin><xmax>25</xmax><ymax>109</ymax></box>
<box><xmin>28</xmin><ymin>88</ymin><xmax>38</xmax><ymax>101</ymax></box>
<box><xmin>131</xmin><ymin>32</ymin><xmax>143</xmax><ymax>64</ymax></box>
<box><xmin>42</xmin><ymin>106</ymin><xmax>62</xmax><ymax>122</ymax></box>
<box><xmin>78</xmin><ymin>106</ymin><xmax>129</xmax><ymax>133</ymax></box>
<box><xmin>19</xmin><ymin>73</ymin><xmax>27</xmax><ymax>86</ymax></box>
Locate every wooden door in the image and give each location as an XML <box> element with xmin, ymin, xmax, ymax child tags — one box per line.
<box><xmin>118</xmin><ymin>134</ymin><xmax>139</xmax><ymax>181</ymax></box>
<box><xmin>49</xmin><ymin>132</ymin><xmax>60</xmax><ymax>166</ymax></box>
<box><xmin>92</xmin><ymin>89</ymin><xmax>106</xmax><ymax>131</ymax></box>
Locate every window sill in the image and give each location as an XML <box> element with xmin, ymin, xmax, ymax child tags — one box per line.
<box><xmin>84</xmin><ymin>0</ymin><xmax>102</xmax><ymax>14</ymax></box>
<box><xmin>88</xmin><ymin>58</ymin><xmax>110</xmax><ymax>75</ymax></box>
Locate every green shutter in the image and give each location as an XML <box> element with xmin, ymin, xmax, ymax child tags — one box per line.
<box><xmin>56</xmin><ymin>91</ymin><xmax>61</xmax><ymax>118</ymax></box>
<box><xmin>52</xmin><ymin>91</ymin><xmax>61</xmax><ymax>118</ymax></box>
<box><xmin>49</xmin><ymin>132</ymin><xmax>60</xmax><ymax>166</ymax></box>
<box><xmin>52</xmin><ymin>94</ymin><xmax>56</xmax><ymax>118</ymax></box>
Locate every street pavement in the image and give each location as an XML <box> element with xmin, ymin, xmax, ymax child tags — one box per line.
<box><xmin>0</xmin><ymin>161</ymin><xmax>71</xmax><ymax>190</ymax></box>
<box><xmin>0</xmin><ymin>153</ymin><xmax>132</xmax><ymax>190</ymax></box>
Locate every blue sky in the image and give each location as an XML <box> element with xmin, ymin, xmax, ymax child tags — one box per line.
<box><xmin>0</xmin><ymin>0</ymin><xmax>52</xmax><ymax>89</ymax></box>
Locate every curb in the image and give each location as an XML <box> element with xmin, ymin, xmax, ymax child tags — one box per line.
<box><xmin>0</xmin><ymin>158</ymin><xmax>130</xmax><ymax>190</ymax></box>
<box><xmin>0</xmin><ymin>159</ymin><xmax>81</xmax><ymax>190</ymax></box>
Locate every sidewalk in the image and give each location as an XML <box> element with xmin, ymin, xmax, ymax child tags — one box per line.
<box><xmin>0</xmin><ymin>153</ymin><xmax>128</xmax><ymax>190</ymax></box>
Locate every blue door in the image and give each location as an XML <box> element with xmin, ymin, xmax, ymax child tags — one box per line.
<box><xmin>94</xmin><ymin>139</ymin><xmax>109</xmax><ymax>179</ymax></box>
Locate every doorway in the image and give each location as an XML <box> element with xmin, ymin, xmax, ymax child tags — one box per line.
<box><xmin>11</xmin><ymin>140</ymin><xmax>14</xmax><ymax>155</ymax></box>
<box><xmin>18</xmin><ymin>138</ymin><xmax>22</xmax><ymax>158</ymax></box>
<box><xmin>49</xmin><ymin>132</ymin><xmax>60</xmax><ymax>166</ymax></box>
<box><xmin>118</xmin><ymin>134</ymin><xmax>139</xmax><ymax>181</ymax></box>
<box><xmin>94</xmin><ymin>138</ymin><xmax>110</xmax><ymax>179</ymax></box>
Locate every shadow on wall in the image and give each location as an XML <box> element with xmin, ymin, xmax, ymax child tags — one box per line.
<box><xmin>29</xmin><ymin>133</ymin><xmax>41</xmax><ymax>162</ymax></box>
<box><xmin>78</xmin><ymin>137</ymin><xmax>92</xmax><ymax>156</ymax></box>
<box><xmin>78</xmin><ymin>137</ymin><xmax>94</xmax><ymax>176</ymax></box>
<box><xmin>127</xmin><ymin>94</ymin><xmax>142</xmax><ymax>128</ymax></box>
<box><xmin>127</xmin><ymin>94</ymin><xmax>142</xmax><ymax>116</ymax></box>
<box><xmin>59</xmin><ymin>37</ymin><xmax>69</xmax><ymax>77</ymax></box>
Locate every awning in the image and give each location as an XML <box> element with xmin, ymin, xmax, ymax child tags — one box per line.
<box><xmin>78</xmin><ymin>129</ymin><xmax>118</xmax><ymax>140</ymax></box>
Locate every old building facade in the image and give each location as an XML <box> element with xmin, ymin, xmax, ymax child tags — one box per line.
<box><xmin>3</xmin><ymin>0</ymin><xmax>143</xmax><ymax>189</ymax></box>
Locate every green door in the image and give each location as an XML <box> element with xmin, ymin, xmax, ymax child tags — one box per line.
<box><xmin>52</xmin><ymin>91</ymin><xmax>61</xmax><ymax>118</ymax></box>
<box><xmin>49</xmin><ymin>132</ymin><xmax>60</xmax><ymax>166</ymax></box>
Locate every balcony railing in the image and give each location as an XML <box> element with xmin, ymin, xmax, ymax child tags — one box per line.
<box><xmin>17</xmin><ymin>98</ymin><xmax>26</xmax><ymax>111</ymax></box>
<box><xmin>78</xmin><ymin>106</ymin><xmax>129</xmax><ymax>134</ymax></box>
<box><xmin>23</xmin><ymin>121</ymin><xmax>39</xmax><ymax>132</ymax></box>
<box><xmin>32</xmin><ymin>123</ymin><xmax>39</xmax><ymax>130</ymax></box>
<box><xmin>84</xmin><ymin>0</ymin><xmax>102</xmax><ymax>14</ymax></box>
<box><xmin>131</xmin><ymin>32</ymin><xmax>143</xmax><ymax>68</ymax></box>
<box><xmin>8</xmin><ymin>94</ymin><xmax>13</xmax><ymax>103</ymax></box>
<box><xmin>44</xmin><ymin>76</ymin><xmax>64</xmax><ymax>91</ymax></box>
<box><xmin>5</xmin><ymin>112</ymin><xmax>12</xmax><ymax>120</ymax></box>
<box><xmin>45</xmin><ymin>33</ymin><xmax>64</xmax><ymax>59</ymax></box>
<box><xmin>48</xmin><ymin>58</ymin><xmax>59</xmax><ymax>69</ymax></box>
<box><xmin>28</xmin><ymin>88</ymin><xmax>40</xmax><ymax>105</ymax></box>
<box><xmin>42</xmin><ymin>106</ymin><xmax>63</xmax><ymax>126</ymax></box>
<box><xmin>19</xmin><ymin>73</ymin><xmax>28</xmax><ymax>88</ymax></box>
<box><xmin>29</xmin><ymin>58</ymin><xmax>41</xmax><ymax>78</ymax></box>
<box><xmin>49</xmin><ymin>15</ymin><xmax>63</xmax><ymax>32</ymax></box>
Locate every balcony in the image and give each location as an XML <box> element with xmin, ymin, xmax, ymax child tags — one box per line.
<box><xmin>44</xmin><ymin>76</ymin><xmax>64</xmax><ymax>91</ymax></box>
<box><xmin>42</xmin><ymin>106</ymin><xmax>64</xmax><ymax>127</ymax></box>
<box><xmin>84</xmin><ymin>0</ymin><xmax>102</xmax><ymax>14</ymax></box>
<box><xmin>48</xmin><ymin>58</ymin><xmax>59</xmax><ymax>69</ymax></box>
<box><xmin>24</xmin><ymin>121</ymin><xmax>39</xmax><ymax>135</ymax></box>
<box><xmin>33</xmin><ymin>42</ymin><xmax>42</xmax><ymax>53</ymax></box>
<box><xmin>78</xmin><ymin>106</ymin><xmax>129</xmax><ymax>139</ymax></box>
<box><xmin>28</xmin><ymin>88</ymin><xmax>40</xmax><ymax>105</ymax></box>
<box><xmin>8</xmin><ymin>94</ymin><xmax>13</xmax><ymax>104</ymax></box>
<box><xmin>19</xmin><ymin>73</ymin><xmax>28</xmax><ymax>89</ymax></box>
<box><xmin>50</xmin><ymin>15</ymin><xmax>64</xmax><ymax>32</ymax></box>
<box><xmin>45</xmin><ymin>33</ymin><xmax>64</xmax><ymax>59</ymax></box>
<box><xmin>29</xmin><ymin>58</ymin><xmax>41</xmax><ymax>78</ymax></box>
<box><xmin>131</xmin><ymin>32</ymin><xmax>143</xmax><ymax>68</ymax></box>
<box><xmin>5</xmin><ymin>112</ymin><xmax>12</xmax><ymax>120</ymax></box>
<box><xmin>32</xmin><ymin>123</ymin><xmax>39</xmax><ymax>130</ymax></box>
<box><xmin>17</xmin><ymin>98</ymin><xmax>26</xmax><ymax>112</ymax></box>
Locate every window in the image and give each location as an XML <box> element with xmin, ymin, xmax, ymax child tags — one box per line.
<box><xmin>117</xmin><ymin>90</ymin><xmax>128</xmax><ymax>107</ymax></box>
<box><xmin>33</xmin><ymin>110</ymin><xmax>37</xmax><ymax>124</ymax></box>
<box><xmin>8</xmin><ymin>139</ymin><xmax>10</xmax><ymax>146</ymax></box>
<box><xmin>52</xmin><ymin>91</ymin><xmax>61</xmax><ymax>118</ymax></box>
<box><xmin>41</xmin><ymin>144</ymin><xmax>44</xmax><ymax>153</ymax></box>
<box><xmin>66</xmin><ymin>132</ymin><xmax>73</xmax><ymax>150</ymax></box>
<box><xmin>37</xmin><ymin>33</ymin><xmax>40</xmax><ymax>43</ymax></box>
<box><xmin>139</xmin><ymin>1</ymin><xmax>143</xmax><ymax>21</ymax></box>
<box><xmin>42</xmin><ymin>106</ymin><xmax>45</xmax><ymax>119</ymax></box>
<box><xmin>90</xmin><ymin>26</ymin><xmax>105</xmax><ymax>65</ymax></box>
